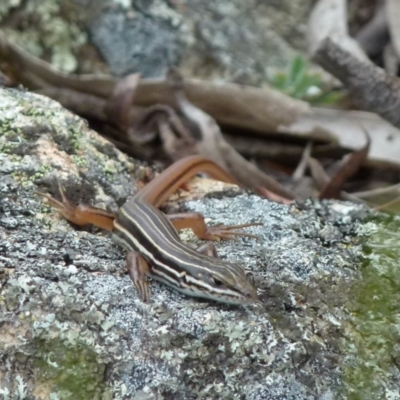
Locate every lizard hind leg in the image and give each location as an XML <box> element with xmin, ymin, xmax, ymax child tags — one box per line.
<box><xmin>35</xmin><ymin>180</ymin><xmax>115</xmax><ymax>231</ymax></box>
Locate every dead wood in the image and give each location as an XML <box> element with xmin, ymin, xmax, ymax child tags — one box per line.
<box><xmin>292</xmin><ymin>142</ymin><xmax>313</xmax><ymax>182</ymax></box>
<box><xmin>104</xmin><ymin>73</ymin><xmax>140</xmax><ymax>131</ymax></box>
<box><xmin>319</xmin><ymin>132</ymin><xmax>370</xmax><ymax>199</ymax></box>
<box><xmin>0</xmin><ymin>30</ymin><xmax>308</xmax><ymax>135</ymax></box>
<box><xmin>165</xmin><ymin>68</ymin><xmax>295</xmax><ymax>199</ymax></box>
<box><xmin>312</xmin><ymin>37</ymin><xmax>400</xmax><ymax>129</ymax></box>
<box><xmin>308</xmin><ymin>157</ymin><xmax>330</xmax><ymax>189</ymax></box>
<box><xmin>308</xmin><ymin>0</ymin><xmax>369</xmax><ymax>61</ymax></box>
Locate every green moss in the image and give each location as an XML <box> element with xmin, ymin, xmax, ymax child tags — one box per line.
<box><xmin>33</xmin><ymin>337</ymin><xmax>105</xmax><ymax>400</ymax></box>
<box><xmin>12</xmin><ymin>164</ymin><xmax>52</xmax><ymax>186</ymax></box>
<box><xmin>341</xmin><ymin>215</ymin><xmax>400</xmax><ymax>398</ymax></box>
<box><xmin>0</xmin><ymin>118</ymin><xmax>19</xmax><ymax>138</ymax></box>
<box><xmin>0</xmin><ymin>142</ymin><xmax>14</xmax><ymax>154</ymax></box>
<box><xmin>32</xmin><ymin>164</ymin><xmax>53</xmax><ymax>181</ymax></box>
<box><xmin>71</xmin><ymin>155</ymin><xmax>88</xmax><ymax>168</ymax></box>
<box><xmin>21</xmin><ymin>106</ymin><xmax>55</xmax><ymax>119</ymax></box>
<box><xmin>0</xmin><ymin>127</ymin><xmax>25</xmax><ymax>154</ymax></box>
<box><xmin>68</xmin><ymin>125</ymin><xmax>84</xmax><ymax>151</ymax></box>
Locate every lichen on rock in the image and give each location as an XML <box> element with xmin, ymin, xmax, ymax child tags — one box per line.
<box><xmin>0</xmin><ymin>87</ymin><xmax>374</xmax><ymax>399</ymax></box>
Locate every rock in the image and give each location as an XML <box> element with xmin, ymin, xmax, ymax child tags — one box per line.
<box><xmin>89</xmin><ymin>0</ymin><xmax>311</xmax><ymax>83</ymax></box>
<box><xmin>0</xmin><ymin>0</ymin><xmax>313</xmax><ymax>84</ymax></box>
<box><xmin>0</xmin><ymin>87</ymin><xmax>367</xmax><ymax>398</ymax></box>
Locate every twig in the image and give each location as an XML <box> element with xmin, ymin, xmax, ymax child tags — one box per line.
<box><xmin>292</xmin><ymin>141</ymin><xmax>312</xmax><ymax>182</ymax></box>
<box><xmin>165</xmin><ymin>68</ymin><xmax>295</xmax><ymax>198</ymax></box>
<box><xmin>308</xmin><ymin>157</ymin><xmax>330</xmax><ymax>189</ymax></box>
<box><xmin>0</xmin><ymin>30</ymin><xmax>308</xmax><ymax>134</ymax></box>
<box><xmin>319</xmin><ymin>129</ymin><xmax>370</xmax><ymax>199</ymax></box>
<box><xmin>313</xmin><ymin>37</ymin><xmax>400</xmax><ymax>129</ymax></box>
<box><xmin>351</xmin><ymin>182</ymin><xmax>400</xmax><ymax>199</ymax></box>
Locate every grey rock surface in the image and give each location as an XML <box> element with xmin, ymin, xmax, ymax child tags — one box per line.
<box><xmin>90</xmin><ymin>9</ymin><xmax>181</xmax><ymax>78</ymax></box>
<box><xmin>0</xmin><ymin>0</ymin><xmax>313</xmax><ymax>83</ymax></box>
<box><xmin>89</xmin><ymin>0</ymin><xmax>312</xmax><ymax>83</ymax></box>
<box><xmin>0</xmin><ymin>88</ymin><xmax>367</xmax><ymax>399</ymax></box>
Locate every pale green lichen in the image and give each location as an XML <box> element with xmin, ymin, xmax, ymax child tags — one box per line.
<box><xmin>15</xmin><ymin>375</ymin><xmax>28</xmax><ymax>398</ymax></box>
<box><xmin>0</xmin><ymin>387</ymin><xmax>11</xmax><ymax>399</ymax></box>
<box><xmin>100</xmin><ymin>158</ymin><xmax>119</xmax><ymax>177</ymax></box>
<box><xmin>14</xmin><ymin>163</ymin><xmax>53</xmax><ymax>184</ymax></box>
<box><xmin>0</xmin><ymin>0</ymin><xmax>21</xmax><ymax>18</ymax></box>
<box><xmin>0</xmin><ymin>0</ymin><xmax>87</xmax><ymax>72</ymax></box>
<box><xmin>356</xmin><ymin>221</ymin><xmax>379</xmax><ymax>237</ymax></box>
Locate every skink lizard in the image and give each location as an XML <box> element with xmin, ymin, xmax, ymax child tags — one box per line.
<box><xmin>37</xmin><ymin>156</ymin><xmax>260</xmax><ymax>304</ymax></box>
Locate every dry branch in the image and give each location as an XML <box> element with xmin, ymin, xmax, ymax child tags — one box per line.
<box><xmin>0</xmin><ymin>30</ymin><xmax>308</xmax><ymax>134</ymax></box>
<box><xmin>312</xmin><ymin>37</ymin><xmax>400</xmax><ymax>129</ymax></box>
